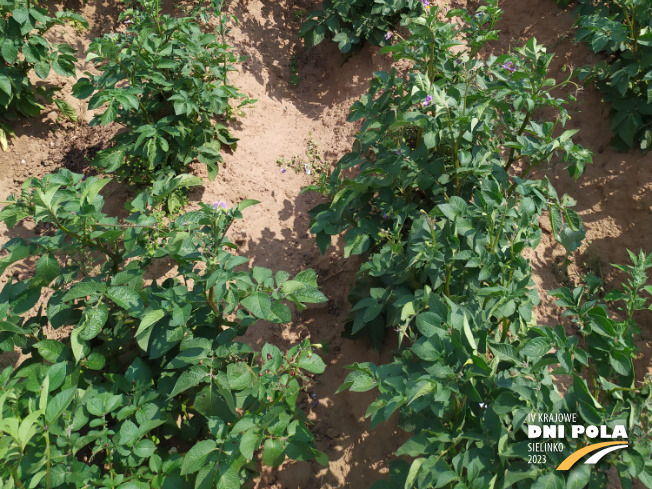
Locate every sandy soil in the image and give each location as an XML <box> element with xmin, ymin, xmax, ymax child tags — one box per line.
<box><xmin>0</xmin><ymin>0</ymin><xmax>650</xmax><ymax>487</ymax></box>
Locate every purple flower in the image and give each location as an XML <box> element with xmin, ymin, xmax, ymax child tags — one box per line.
<box><xmin>501</xmin><ymin>61</ymin><xmax>516</xmax><ymax>73</ymax></box>
<box><xmin>421</xmin><ymin>0</ymin><xmax>430</xmax><ymax>8</ymax></box>
<box><xmin>385</xmin><ymin>31</ymin><xmax>393</xmax><ymax>40</ymax></box>
<box><xmin>123</xmin><ymin>19</ymin><xmax>132</xmax><ymax>24</ymax></box>
<box><xmin>213</xmin><ymin>201</ymin><xmax>227</xmax><ymax>209</ymax></box>
<box><xmin>396</xmin><ymin>149</ymin><xmax>402</xmax><ymax>154</ymax></box>
<box><xmin>422</xmin><ymin>94</ymin><xmax>433</xmax><ymax>107</ymax></box>
<box><xmin>383</xmin><ymin>213</ymin><xmax>389</xmax><ymax>220</ymax></box>
<box><xmin>455</xmin><ymin>59</ymin><xmax>462</xmax><ymax>64</ymax></box>
<box><xmin>280</xmin><ymin>168</ymin><xmax>287</xmax><ymax>173</ymax></box>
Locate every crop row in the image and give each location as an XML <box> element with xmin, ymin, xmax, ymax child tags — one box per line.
<box><xmin>303</xmin><ymin>1</ymin><xmax>652</xmax><ymax>487</ymax></box>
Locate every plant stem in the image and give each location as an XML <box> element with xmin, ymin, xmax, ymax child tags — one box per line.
<box><xmin>504</xmin><ymin>112</ymin><xmax>532</xmax><ymax>172</ymax></box>
<box><xmin>46</xmin><ymin>430</ymin><xmax>51</xmax><ymax>489</ymax></box>
<box><xmin>500</xmin><ymin>317</ymin><xmax>510</xmax><ymax>342</ymax></box>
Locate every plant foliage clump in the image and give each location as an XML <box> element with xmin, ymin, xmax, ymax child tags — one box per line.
<box><xmin>298</xmin><ymin>0</ymin><xmax>425</xmax><ymax>53</ymax></box>
<box><xmin>0</xmin><ymin>0</ymin><xmax>86</xmax><ymax>150</ymax></box>
<box><xmin>0</xmin><ymin>170</ymin><xmax>328</xmax><ymax>488</ymax></box>
<box><xmin>573</xmin><ymin>0</ymin><xmax>652</xmax><ymax>150</ymax></box>
<box><xmin>73</xmin><ymin>0</ymin><xmax>254</xmax><ymax>185</ymax></box>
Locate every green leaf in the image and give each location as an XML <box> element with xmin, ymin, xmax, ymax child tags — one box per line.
<box><xmin>70</xmin><ymin>328</ymin><xmax>90</xmax><ymax>363</ymax></box>
<box><xmin>227</xmin><ymin>363</ymin><xmax>255</xmax><ymax>390</ymax></box>
<box><xmin>34</xmin><ymin>61</ymin><xmax>50</xmax><ymax>80</ymax></box>
<box><xmin>79</xmin><ymin>304</ymin><xmax>108</xmax><ymax>341</ymax></box>
<box><xmin>344</xmin><ymin>231</ymin><xmax>370</xmax><ymax>258</ymax></box>
<box><xmin>1</xmin><ymin>41</ymin><xmax>18</xmax><ymax>64</ymax></box>
<box><xmin>239</xmin><ymin>430</ymin><xmax>260</xmax><ymax>460</ymax></box>
<box><xmin>133</xmin><ymin>439</ymin><xmax>156</xmax><ymax>458</ymax></box>
<box><xmin>262</xmin><ymin>439</ymin><xmax>285</xmax><ymax>467</ymax></box>
<box><xmin>237</xmin><ymin>199</ymin><xmax>260</xmax><ymax>212</ymax></box>
<box><xmin>62</xmin><ymin>281</ymin><xmax>106</xmax><ymax>302</ymax></box>
<box><xmin>639</xmin><ymin>469</ymin><xmax>652</xmax><ymax>489</ymax></box>
<box><xmin>54</xmin><ymin>99</ymin><xmax>78</xmax><ymax>122</ymax></box>
<box><xmin>126</xmin><ymin>357</ymin><xmax>152</xmax><ymax>387</ymax></box>
<box><xmin>286</xmin><ymin>440</ymin><xmax>317</xmax><ymax>461</ymax></box>
<box><xmin>297</xmin><ymin>351</ymin><xmax>326</xmax><ymax>374</ymax></box>
<box><xmin>84</xmin><ymin>352</ymin><xmax>106</xmax><ymax>370</ymax></box>
<box><xmin>135</xmin><ymin>309</ymin><xmax>165</xmax><ymax>348</ymax></box>
<box><xmin>45</xmin><ymin>388</ymin><xmax>76</xmax><ymax>424</ymax></box>
<box><xmin>216</xmin><ymin>467</ymin><xmax>240</xmax><ymax>489</ymax></box>
<box><xmin>395</xmin><ymin>434</ymin><xmax>430</xmax><ymax>457</ymax></box>
<box><xmin>100</xmin><ymin>101</ymin><xmax>118</xmax><ymax>124</ymax></box>
<box><xmin>405</xmin><ymin>458</ymin><xmax>426</xmax><ymax>489</ymax></box>
<box><xmin>521</xmin><ymin>337</ymin><xmax>551</xmax><ymax>357</ymax></box>
<box><xmin>45</xmin><ymin>362</ymin><xmax>67</xmax><ymax>391</ymax></box>
<box><xmin>72</xmin><ymin>78</ymin><xmax>95</xmax><ymax>99</ymax></box>
<box><xmin>0</xmin><ymin>321</ymin><xmax>26</xmax><ymax>334</ymax></box>
<box><xmin>180</xmin><ymin>440</ymin><xmax>217</xmax><ymax>475</ymax></box>
<box><xmin>415</xmin><ymin>312</ymin><xmax>442</xmax><ymax>337</ymax></box>
<box><xmin>107</xmin><ymin>286</ymin><xmax>144</xmax><ymax>316</ymax></box>
<box><xmin>549</xmin><ymin>207</ymin><xmax>562</xmax><ymax>236</ymax></box>
<box><xmin>35</xmin><ymin>254</ymin><xmax>60</xmax><ymax>286</ymax></box>
<box><xmin>170</xmin><ymin>366</ymin><xmax>208</xmax><ymax>397</ymax></box>
<box><xmin>566</xmin><ymin>464</ymin><xmax>591</xmax><ymax>489</ymax></box>
<box><xmin>349</xmin><ymin>375</ymin><xmax>376</xmax><ymax>392</ymax></box>
<box><xmin>564</xmin><ymin>208</ymin><xmax>582</xmax><ymax>232</ymax></box>
<box><xmin>241</xmin><ymin>292</ymin><xmax>272</xmax><ymax>319</ymax></box>
<box><xmin>195</xmin><ymin>466</ymin><xmax>216</xmax><ymax>489</ymax></box>
<box><xmin>269</xmin><ymin>302</ymin><xmax>292</xmax><ymax>323</ymax></box>
<box><xmin>119</xmin><ymin>420</ymin><xmax>139</xmax><ymax>445</ymax></box>
<box><xmin>0</xmin><ymin>75</ymin><xmax>11</xmax><ymax>97</ymax></box>
<box><xmin>556</xmin><ymin>224</ymin><xmax>585</xmax><ymax>253</ymax></box>
<box><xmin>36</xmin><ymin>339</ymin><xmax>69</xmax><ymax>363</ymax></box>
<box><xmin>531</xmin><ymin>471</ymin><xmax>564</xmax><ymax>489</ymax></box>
<box><xmin>252</xmin><ymin>267</ymin><xmax>273</xmax><ymax>285</ymax></box>
<box><xmin>462</xmin><ymin>311</ymin><xmax>477</xmax><ymax>351</ymax></box>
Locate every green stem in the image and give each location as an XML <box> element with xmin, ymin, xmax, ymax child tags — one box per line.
<box><xmin>444</xmin><ymin>262</ymin><xmax>454</xmax><ymax>298</ymax></box>
<box><xmin>506</xmin><ymin>159</ymin><xmax>540</xmax><ymax>197</ymax></box>
<box><xmin>504</xmin><ymin>111</ymin><xmax>532</xmax><ymax>172</ymax></box>
<box><xmin>46</xmin><ymin>430</ymin><xmax>51</xmax><ymax>489</ymax></box>
<box><xmin>13</xmin><ymin>472</ymin><xmax>25</xmax><ymax>489</ymax></box>
<box><xmin>154</xmin><ymin>0</ymin><xmax>162</xmax><ymax>35</ymax></box>
<box><xmin>490</xmin><ymin>203</ymin><xmax>508</xmax><ymax>251</ymax></box>
<box><xmin>606</xmin><ymin>383</ymin><xmax>649</xmax><ymax>396</ymax></box>
<box><xmin>96</xmin><ymin>222</ymin><xmax>157</xmax><ymax>229</ymax></box>
<box><xmin>500</xmin><ymin>317</ymin><xmax>510</xmax><ymax>343</ymax></box>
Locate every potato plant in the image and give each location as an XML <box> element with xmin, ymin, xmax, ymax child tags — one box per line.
<box><xmin>73</xmin><ymin>0</ymin><xmax>254</xmax><ymax>186</ymax></box>
<box><xmin>307</xmin><ymin>1</ymin><xmax>652</xmax><ymax>487</ymax></box>
<box><xmin>308</xmin><ymin>1</ymin><xmax>590</xmax><ymax>348</ymax></box>
<box><xmin>572</xmin><ymin>0</ymin><xmax>652</xmax><ymax>150</ymax></box>
<box><xmin>0</xmin><ymin>170</ymin><xmax>328</xmax><ymax>488</ymax></box>
<box><xmin>0</xmin><ymin>0</ymin><xmax>86</xmax><ymax>150</ymax></box>
<box><xmin>299</xmin><ymin>0</ymin><xmax>423</xmax><ymax>53</ymax></box>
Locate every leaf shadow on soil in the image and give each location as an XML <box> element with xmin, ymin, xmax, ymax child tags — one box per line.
<box><xmin>228</xmin><ymin>0</ymin><xmax>395</xmax><ymax>119</ymax></box>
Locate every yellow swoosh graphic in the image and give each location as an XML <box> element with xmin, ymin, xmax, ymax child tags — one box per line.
<box><xmin>557</xmin><ymin>441</ymin><xmax>628</xmax><ymax>470</ymax></box>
